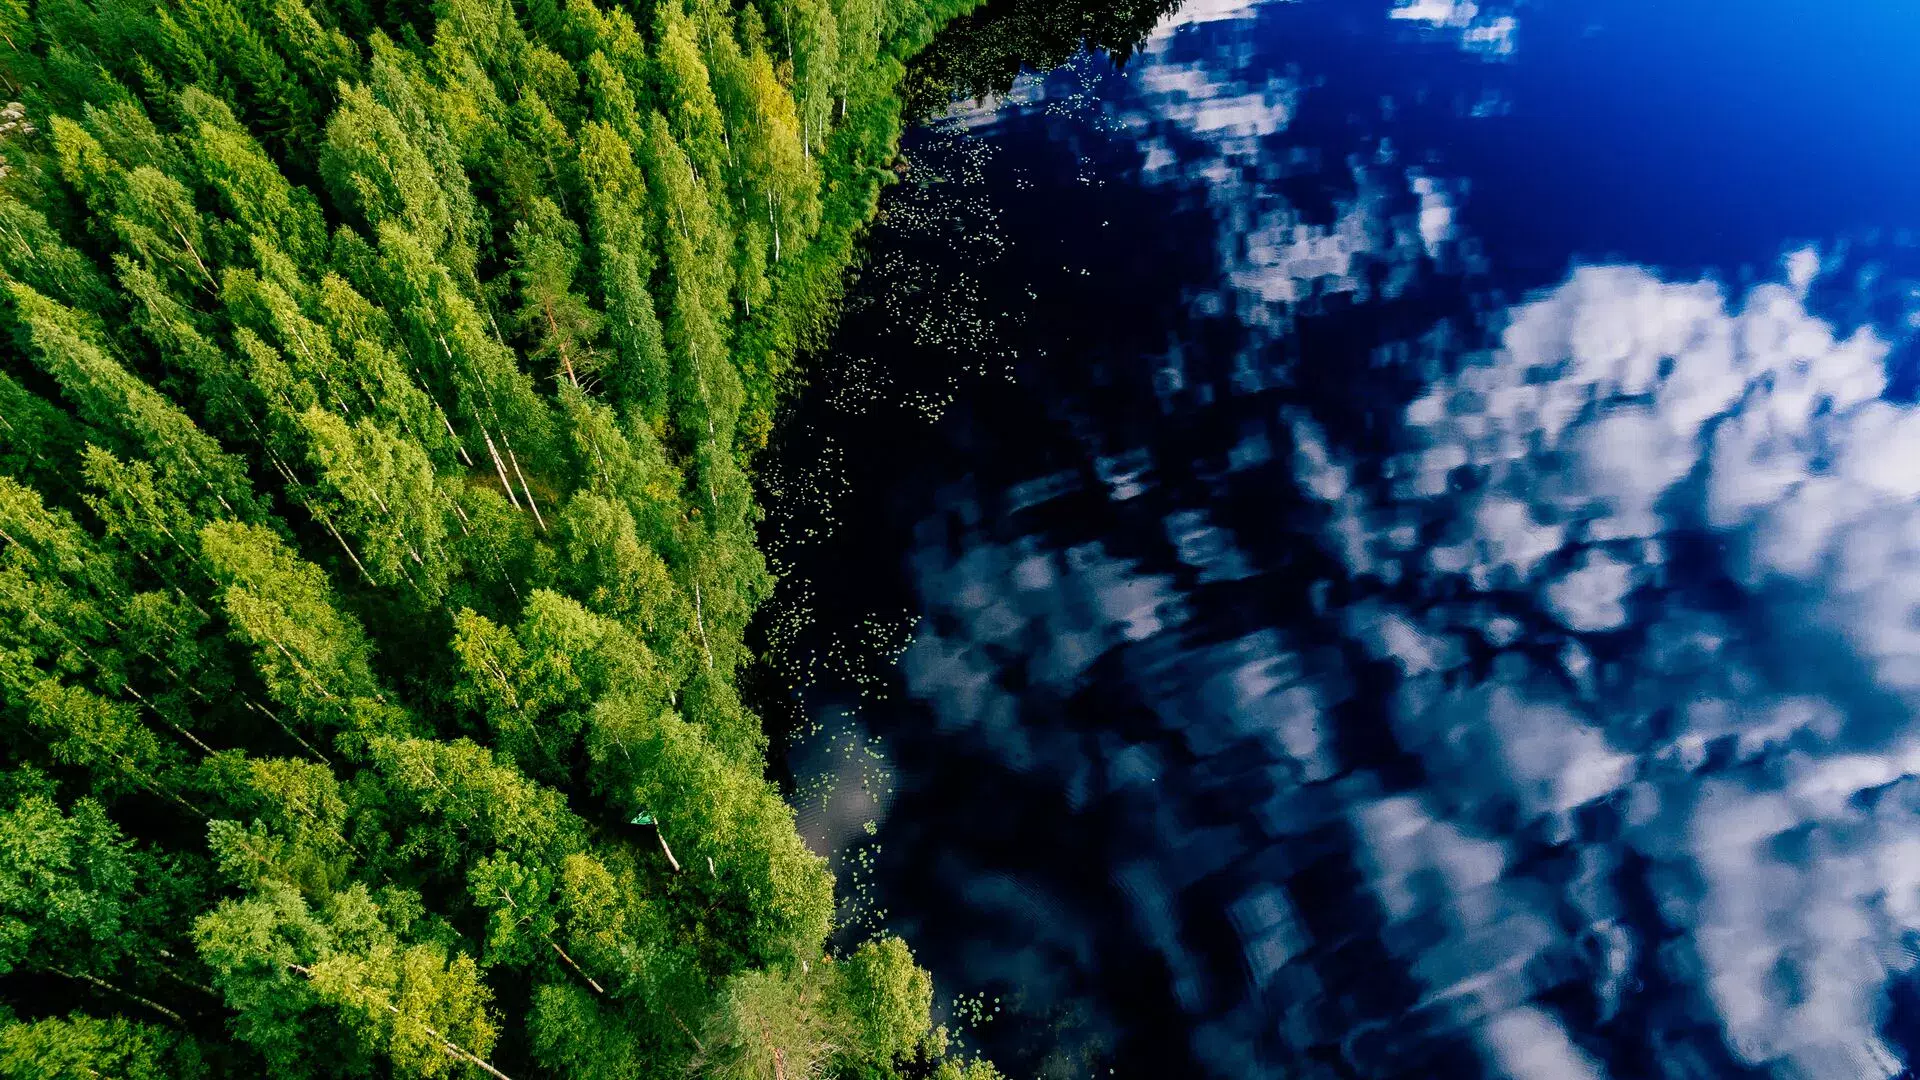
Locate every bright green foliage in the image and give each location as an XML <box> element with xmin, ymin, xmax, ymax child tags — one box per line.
<box><xmin>298</xmin><ymin>407</ymin><xmax>453</xmax><ymax>596</ymax></box>
<box><xmin>931</xmin><ymin>1059</ymin><xmax>1009</xmax><ymax>1080</ymax></box>
<box><xmin>702</xmin><ymin>965</ymin><xmax>848</xmax><ymax>1080</ymax></box>
<box><xmin>653</xmin><ymin>1</ymin><xmax>728</xmax><ymax>188</ymax></box>
<box><xmin>179</xmin><ymin>88</ymin><xmax>330</xmax><ymax>270</ymax></box>
<box><xmin>0</xmin><ymin>1014</ymin><xmax>207</xmax><ymax>1080</ymax></box>
<box><xmin>0</xmin><ymin>0</ymin><xmax>990</xmax><ymax>1071</ymax></box>
<box><xmin>509</xmin><ymin>194</ymin><xmax>604</xmax><ymax>390</ymax></box>
<box><xmin>838</xmin><ymin>936</ymin><xmax>934</xmax><ymax>1062</ymax></box>
<box><xmin>321</xmin><ymin>84</ymin><xmax>462</xmax><ymax>276</ymax></box>
<box><xmin>194</xmin><ymin>880</ymin><xmax>499</xmax><ymax>1078</ymax></box>
<box><xmin>576</xmin><ymin>120</ymin><xmax>671</xmax><ymax>411</ymax></box>
<box><xmin>0</xmin><ymin>781</ymin><xmax>136</xmax><ymax>977</ymax></box>
<box><xmin>8</xmin><ymin>282</ymin><xmax>258</xmax><ymax>522</ymax></box>
<box><xmin>201</xmin><ymin>520</ymin><xmax>411</xmax><ymax>747</ymax></box>
<box><xmin>209</xmin><ymin>754</ymin><xmax>356</xmax><ymax>897</ymax></box>
<box><xmin>0</xmin><ymin>199</ymin><xmax>117</xmax><ymax>316</ymax></box>
<box><xmin>698</xmin><ymin>938</ymin><xmax>935</xmax><ymax>1080</ymax></box>
<box><xmin>0</xmin><ymin>373</ymin><xmax>89</xmax><ymax>492</ymax></box>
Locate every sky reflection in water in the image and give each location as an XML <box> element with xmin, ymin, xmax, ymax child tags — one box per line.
<box><xmin>760</xmin><ymin>0</ymin><xmax>1920</xmax><ymax>1076</ymax></box>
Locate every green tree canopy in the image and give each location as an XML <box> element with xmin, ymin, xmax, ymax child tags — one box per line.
<box><xmin>0</xmin><ymin>0</ymin><xmax>992</xmax><ymax>1072</ymax></box>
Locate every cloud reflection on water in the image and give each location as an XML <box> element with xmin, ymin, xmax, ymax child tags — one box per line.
<box><xmin>1294</xmin><ymin>257</ymin><xmax>1920</xmax><ymax>1079</ymax></box>
<box><xmin>1388</xmin><ymin>0</ymin><xmax>1518</xmax><ymax>57</ymax></box>
<box><xmin>768</xmin><ymin>0</ymin><xmax>1920</xmax><ymax>1076</ymax></box>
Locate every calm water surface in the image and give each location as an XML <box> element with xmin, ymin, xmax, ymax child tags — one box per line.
<box><xmin>756</xmin><ymin>0</ymin><xmax>1920</xmax><ymax>1075</ymax></box>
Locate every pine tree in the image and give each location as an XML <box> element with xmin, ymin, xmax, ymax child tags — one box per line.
<box><xmin>321</xmin><ymin>83</ymin><xmax>462</xmax><ymax>274</ymax></box>
<box><xmin>9</xmin><ymin>282</ymin><xmax>259</xmax><ymax>522</ymax></box>
<box><xmin>199</xmin><ymin>520</ymin><xmax>410</xmax><ymax>747</ymax></box>
<box><xmin>180</xmin><ymin>87</ymin><xmax>330</xmax><ymax>270</ymax></box>
<box><xmin>575</xmin><ymin>121</ymin><xmax>671</xmax><ymax>414</ymax></box>
<box><xmin>509</xmin><ymin>194</ymin><xmax>604</xmax><ymax>390</ymax></box>
<box><xmin>298</xmin><ymin>407</ymin><xmax>453</xmax><ymax>596</ymax></box>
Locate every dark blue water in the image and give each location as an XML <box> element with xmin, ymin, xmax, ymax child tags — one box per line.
<box><xmin>756</xmin><ymin>1</ymin><xmax>1920</xmax><ymax>1076</ymax></box>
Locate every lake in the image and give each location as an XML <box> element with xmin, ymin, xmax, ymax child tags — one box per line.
<box><xmin>755</xmin><ymin>0</ymin><xmax>1920</xmax><ymax>1075</ymax></box>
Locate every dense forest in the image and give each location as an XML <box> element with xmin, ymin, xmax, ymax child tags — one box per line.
<box><xmin>0</xmin><ymin>0</ymin><xmax>1023</xmax><ymax>1071</ymax></box>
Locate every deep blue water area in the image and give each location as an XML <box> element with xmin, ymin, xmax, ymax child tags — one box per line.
<box><xmin>755</xmin><ymin>1</ymin><xmax>1920</xmax><ymax>1076</ymax></box>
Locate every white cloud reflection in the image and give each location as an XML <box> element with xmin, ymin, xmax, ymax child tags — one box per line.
<box><xmin>901</xmin><ymin>249</ymin><xmax>1920</xmax><ymax>1078</ymax></box>
<box><xmin>1389</xmin><ymin>0</ymin><xmax>1519</xmax><ymax>57</ymax></box>
<box><xmin>1121</xmin><ymin>4</ymin><xmax>1468</xmax><ymax>350</ymax></box>
<box><xmin>1294</xmin><ymin>253</ymin><xmax>1920</xmax><ymax>1078</ymax></box>
<box><xmin>873</xmin><ymin>3</ymin><xmax>1920</xmax><ymax>1076</ymax></box>
<box><xmin>1153</xmin><ymin>0</ymin><xmax>1271</xmax><ymax>35</ymax></box>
